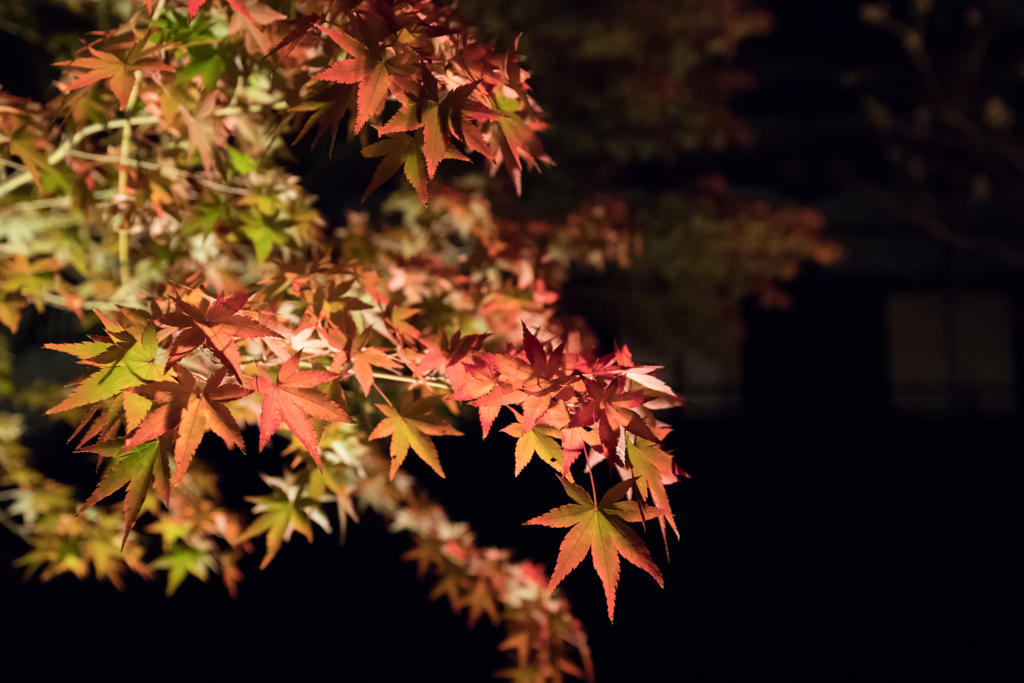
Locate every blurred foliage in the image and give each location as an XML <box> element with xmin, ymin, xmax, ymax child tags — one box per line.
<box><xmin>458</xmin><ymin>0</ymin><xmax>772</xmax><ymax>166</ymax></box>
<box><xmin>858</xmin><ymin>0</ymin><xmax>1024</xmax><ymax>269</ymax></box>
<box><xmin>571</xmin><ymin>177</ymin><xmax>839</xmax><ymax>357</ymax></box>
<box><xmin>453</xmin><ymin>0</ymin><xmax>839</xmax><ymax>360</ymax></box>
<box><xmin>0</xmin><ymin>0</ymin><xmax>835</xmax><ymax>361</ymax></box>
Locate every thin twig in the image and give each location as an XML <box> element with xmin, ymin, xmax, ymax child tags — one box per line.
<box><xmin>194</xmin><ymin>178</ymin><xmax>251</xmax><ymax>196</ymax></box>
<box><xmin>65</xmin><ymin>150</ymin><xmax>250</xmax><ymax>195</ymax></box>
<box><xmin>41</xmin><ymin>293</ymin><xmax>122</xmax><ymax>311</ymax></box>
<box><xmin>0</xmin><ymin>102</ymin><xmax>285</xmax><ymax>200</ymax></box>
<box><xmin>372</xmin><ymin>371</ymin><xmax>450</xmax><ymax>390</ymax></box>
<box><xmin>0</xmin><ymin>158</ymin><xmax>27</xmax><ymax>173</ymax></box>
<box><xmin>151</xmin><ymin>0</ymin><xmax>167</xmax><ymax>22</ymax></box>
<box><xmin>0</xmin><ymin>116</ymin><xmax>158</xmax><ymax>198</ymax></box>
<box><xmin>0</xmin><ymin>191</ymin><xmax>107</xmax><ymax>212</ymax></box>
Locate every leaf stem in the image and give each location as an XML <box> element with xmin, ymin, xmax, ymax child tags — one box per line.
<box><xmin>372</xmin><ymin>381</ymin><xmax>394</xmax><ymax>408</ymax></box>
<box><xmin>586</xmin><ymin>455</ymin><xmax>598</xmax><ymax>508</ymax></box>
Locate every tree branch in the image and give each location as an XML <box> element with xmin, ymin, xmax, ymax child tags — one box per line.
<box><xmin>116</xmin><ymin>71</ymin><xmax>144</xmax><ymax>285</ymax></box>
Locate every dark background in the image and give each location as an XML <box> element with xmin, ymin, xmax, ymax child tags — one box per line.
<box><xmin>2</xmin><ymin>1</ymin><xmax>1019</xmax><ymax>679</ymax></box>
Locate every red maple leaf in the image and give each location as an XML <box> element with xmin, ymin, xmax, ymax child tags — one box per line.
<box><xmin>124</xmin><ymin>365</ymin><xmax>251</xmax><ymax>484</ymax></box>
<box><xmin>570</xmin><ymin>375</ymin><xmax>659</xmax><ymax>465</ymax></box>
<box><xmin>251</xmin><ymin>353</ymin><xmax>350</xmax><ymax>467</ymax></box>
<box><xmin>159</xmin><ymin>291</ymin><xmax>280</xmax><ymax>380</ymax></box>
<box><xmin>474</xmin><ymin>325</ymin><xmax>570</xmax><ymax>433</ymax></box>
<box><xmin>313</xmin><ymin>23</ymin><xmax>417</xmax><ymax>132</ymax></box>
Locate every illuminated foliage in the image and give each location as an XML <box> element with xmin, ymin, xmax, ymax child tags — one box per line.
<box><xmin>0</xmin><ymin>1</ymin><xmax>837</xmax><ymax>679</ymax></box>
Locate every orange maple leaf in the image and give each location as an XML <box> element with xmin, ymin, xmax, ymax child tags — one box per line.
<box><xmin>58</xmin><ymin>46</ymin><xmax>173</xmax><ymax>110</ymax></box>
<box><xmin>251</xmin><ymin>353</ymin><xmax>350</xmax><ymax>467</ymax></box>
<box><xmin>124</xmin><ymin>365</ymin><xmax>252</xmax><ymax>484</ymax></box>
<box><xmin>368</xmin><ymin>395</ymin><xmax>462</xmax><ymax>479</ymax></box>
<box><xmin>525</xmin><ymin>477</ymin><xmax>665</xmax><ymax>621</ymax></box>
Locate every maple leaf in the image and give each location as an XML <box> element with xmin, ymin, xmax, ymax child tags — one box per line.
<box><xmin>151</xmin><ymin>544</ymin><xmax>213</xmax><ymax>596</ymax></box>
<box><xmin>267</xmin><ymin>11</ymin><xmax>323</xmax><ymax>60</ymax></box>
<box><xmin>464</xmin><ymin>574</ymin><xmax>501</xmax><ymax>627</ymax></box>
<box><xmin>314</xmin><ymin>24</ymin><xmax>417</xmax><ymax>132</ymax></box>
<box><xmin>360</xmin><ymin>131</ymin><xmax>428</xmax><ymax>204</ymax></box>
<box><xmin>368</xmin><ymin>395</ymin><xmax>463</xmax><ymax>479</ymax></box>
<box><xmin>570</xmin><ymin>376</ymin><xmax>659</xmax><ymax>465</ymax></box>
<box><xmin>6</xmin><ymin>134</ymin><xmax>55</xmax><ymax>195</ymax></box>
<box><xmin>625</xmin><ymin>436</ymin><xmax>681</xmax><ymax>538</ymax></box>
<box><xmin>46</xmin><ymin>324</ymin><xmax>166</xmax><ymax>415</ymax></box>
<box><xmin>376</xmin><ymin>102</ymin><xmax>455</xmax><ymax>178</ymax></box>
<box><xmin>124</xmin><ymin>365</ymin><xmax>251</xmax><ymax>484</ymax></box>
<box><xmin>475</xmin><ymin>325</ymin><xmax>569</xmax><ymax>433</ymax></box>
<box><xmin>78</xmin><ymin>439</ymin><xmax>171</xmax><ymax>549</ymax></box>
<box><xmin>179</xmin><ymin>93</ymin><xmax>227</xmax><ymax>176</ymax></box>
<box><xmin>402</xmin><ymin>536</ymin><xmax>448</xmax><ymax>579</ymax></box>
<box><xmin>159</xmin><ymin>291</ymin><xmax>279</xmax><ymax>380</ymax></box>
<box><xmin>439</xmin><ymin>81</ymin><xmax>505</xmax><ymax>161</ymax></box>
<box><xmin>348</xmin><ymin>346</ymin><xmax>402</xmax><ymax>396</ymax></box>
<box><xmin>57</xmin><ymin>45</ymin><xmax>174</xmax><ymax>110</ymax></box>
<box><xmin>374</xmin><ymin>83</ymin><xmax>501</xmax><ymax>172</ymax></box>
<box><xmin>525</xmin><ymin>478</ymin><xmax>665</xmax><ymax>621</ymax></box>
<box><xmin>251</xmin><ymin>353</ymin><xmax>350</xmax><ymax>467</ymax></box>
<box><xmin>500</xmin><ymin>411</ymin><xmax>571</xmax><ymax>479</ymax></box>
<box><xmin>70</xmin><ymin>395</ymin><xmax>125</xmax><ymax>448</ymax></box>
<box><xmin>236</xmin><ymin>473</ymin><xmax>330</xmax><ymax>569</ymax></box>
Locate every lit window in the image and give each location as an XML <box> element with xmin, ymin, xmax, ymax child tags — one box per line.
<box><xmin>886</xmin><ymin>292</ymin><xmax>1016</xmax><ymax>415</ymax></box>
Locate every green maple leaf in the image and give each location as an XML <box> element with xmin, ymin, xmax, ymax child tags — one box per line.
<box><xmin>360</xmin><ymin>132</ymin><xmax>427</xmax><ymax>204</ymax></box>
<box><xmin>46</xmin><ymin>324</ymin><xmax>166</xmax><ymax>415</ymax></box>
<box><xmin>236</xmin><ymin>473</ymin><xmax>331</xmax><ymax>569</ymax></box>
<box><xmin>241</xmin><ymin>212</ymin><xmax>291</xmax><ymax>263</ymax></box>
<box><xmin>78</xmin><ymin>439</ymin><xmax>171</xmax><ymax>549</ymax></box>
<box><xmin>525</xmin><ymin>477</ymin><xmax>665</xmax><ymax>621</ymax></box>
<box><xmin>625</xmin><ymin>436</ymin><xmax>680</xmax><ymax>537</ymax></box>
<box><xmin>152</xmin><ymin>543</ymin><xmax>213</xmax><ymax>596</ymax></box>
<box><xmin>368</xmin><ymin>395</ymin><xmax>463</xmax><ymax>479</ymax></box>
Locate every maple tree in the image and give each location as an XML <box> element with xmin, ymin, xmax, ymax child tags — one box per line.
<box><xmin>0</xmin><ymin>1</ymin><xmax>837</xmax><ymax>679</ymax></box>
